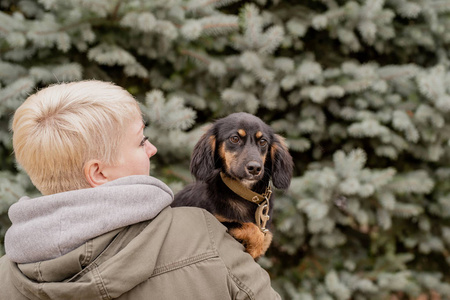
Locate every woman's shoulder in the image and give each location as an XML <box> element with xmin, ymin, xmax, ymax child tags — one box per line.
<box><xmin>160</xmin><ymin>206</ymin><xmax>228</xmax><ymax>251</ymax></box>
<box><xmin>161</xmin><ymin>206</ymin><xmax>281</xmax><ymax>300</ymax></box>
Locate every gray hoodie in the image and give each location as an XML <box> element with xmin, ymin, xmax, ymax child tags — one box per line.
<box><xmin>5</xmin><ymin>175</ymin><xmax>174</xmax><ymax>263</ymax></box>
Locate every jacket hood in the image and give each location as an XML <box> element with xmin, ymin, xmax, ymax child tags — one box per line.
<box><xmin>5</xmin><ymin>175</ymin><xmax>173</xmax><ymax>263</ymax></box>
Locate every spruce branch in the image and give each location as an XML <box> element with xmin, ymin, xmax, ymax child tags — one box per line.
<box><xmin>310</xmin><ymin>256</ymin><xmax>326</xmax><ymax>275</ymax></box>
<box><xmin>30</xmin><ymin>18</ymin><xmax>103</xmax><ymax>36</ymax></box>
<box><xmin>110</xmin><ymin>0</ymin><xmax>123</xmax><ymax>21</ymax></box>
<box><xmin>4</xmin><ymin>187</ymin><xmax>20</xmax><ymax>199</ymax></box>
<box><xmin>179</xmin><ymin>49</ymin><xmax>211</xmax><ymax>65</ymax></box>
<box><xmin>0</xmin><ymin>78</ymin><xmax>35</xmax><ymax>103</ymax></box>
<box><xmin>201</xmin><ymin>21</ymin><xmax>239</xmax><ymax>35</ymax></box>
<box><xmin>259</xmin><ymin>25</ymin><xmax>284</xmax><ymax>54</ymax></box>
<box><xmin>184</xmin><ymin>0</ymin><xmax>241</xmax><ymax>11</ymax></box>
<box><xmin>430</xmin><ymin>1</ymin><xmax>450</xmax><ymax>12</ymax></box>
<box><xmin>241</xmin><ymin>3</ymin><xmax>262</xmax><ymax>50</ymax></box>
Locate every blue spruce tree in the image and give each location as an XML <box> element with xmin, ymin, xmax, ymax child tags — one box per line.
<box><xmin>1</xmin><ymin>0</ymin><xmax>450</xmax><ymax>298</ymax></box>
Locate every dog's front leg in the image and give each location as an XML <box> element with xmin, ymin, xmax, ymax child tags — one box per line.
<box><xmin>229</xmin><ymin>222</ymin><xmax>273</xmax><ymax>259</ymax></box>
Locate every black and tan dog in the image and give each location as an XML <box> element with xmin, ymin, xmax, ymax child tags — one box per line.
<box><xmin>172</xmin><ymin>112</ymin><xmax>293</xmax><ymax>258</ymax></box>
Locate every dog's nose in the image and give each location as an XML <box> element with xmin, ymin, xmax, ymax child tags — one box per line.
<box><xmin>246</xmin><ymin>161</ymin><xmax>262</xmax><ymax>176</ymax></box>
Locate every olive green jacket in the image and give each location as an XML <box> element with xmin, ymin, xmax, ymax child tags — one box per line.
<box><xmin>0</xmin><ymin>207</ymin><xmax>281</xmax><ymax>300</ymax></box>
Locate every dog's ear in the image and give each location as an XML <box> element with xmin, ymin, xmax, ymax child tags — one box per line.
<box><xmin>270</xmin><ymin>134</ymin><xmax>294</xmax><ymax>190</ymax></box>
<box><xmin>190</xmin><ymin>126</ymin><xmax>217</xmax><ymax>181</ymax></box>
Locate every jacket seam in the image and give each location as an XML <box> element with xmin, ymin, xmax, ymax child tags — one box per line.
<box><xmin>203</xmin><ymin>210</ymin><xmax>256</xmax><ymax>300</ymax></box>
<box><xmin>93</xmin><ymin>263</ymin><xmax>111</xmax><ymax>300</ymax></box>
<box><xmin>81</xmin><ymin>239</ymin><xmax>94</xmax><ymax>266</ymax></box>
<box><xmin>37</xmin><ymin>282</ymin><xmax>50</xmax><ymax>300</ymax></box>
<box><xmin>150</xmin><ymin>211</ymin><xmax>220</xmax><ymax>278</ymax></box>
<box><xmin>227</xmin><ymin>268</ymin><xmax>255</xmax><ymax>300</ymax></box>
<box><xmin>66</xmin><ymin>231</ymin><xmax>121</xmax><ymax>283</ymax></box>
<box><xmin>35</xmin><ymin>261</ymin><xmax>43</xmax><ymax>282</ymax></box>
<box><xmin>202</xmin><ymin>209</ymin><xmax>217</xmax><ymax>250</ymax></box>
<box><xmin>151</xmin><ymin>251</ymin><xmax>218</xmax><ymax>277</ymax></box>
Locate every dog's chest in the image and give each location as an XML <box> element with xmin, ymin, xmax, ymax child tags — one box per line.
<box><xmin>220</xmin><ymin>197</ymin><xmax>257</xmax><ymax>223</ymax></box>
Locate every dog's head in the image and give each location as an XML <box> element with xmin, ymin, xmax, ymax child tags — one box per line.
<box><xmin>190</xmin><ymin>112</ymin><xmax>293</xmax><ymax>190</ymax></box>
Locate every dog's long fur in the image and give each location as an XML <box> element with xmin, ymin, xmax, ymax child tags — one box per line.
<box><xmin>172</xmin><ymin>112</ymin><xmax>293</xmax><ymax>258</ymax></box>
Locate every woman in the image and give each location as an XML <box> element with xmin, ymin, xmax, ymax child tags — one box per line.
<box><xmin>0</xmin><ymin>80</ymin><xmax>280</xmax><ymax>300</ymax></box>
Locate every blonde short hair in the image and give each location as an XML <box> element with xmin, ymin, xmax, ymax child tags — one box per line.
<box><xmin>12</xmin><ymin>80</ymin><xmax>142</xmax><ymax>195</ymax></box>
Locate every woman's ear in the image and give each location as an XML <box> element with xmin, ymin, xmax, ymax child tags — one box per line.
<box><xmin>270</xmin><ymin>134</ymin><xmax>294</xmax><ymax>190</ymax></box>
<box><xmin>190</xmin><ymin>126</ymin><xmax>217</xmax><ymax>181</ymax></box>
<box><xmin>84</xmin><ymin>159</ymin><xmax>108</xmax><ymax>188</ymax></box>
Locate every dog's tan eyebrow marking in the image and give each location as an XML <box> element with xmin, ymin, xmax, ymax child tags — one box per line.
<box><xmin>255</xmin><ymin>131</ymin><xmax>263</xmax><ymax>139</ymax></box>
<box><xmin>238</xmin><ymin>129</ymin><xmax>246</xmax><ymax>137</ymax></box>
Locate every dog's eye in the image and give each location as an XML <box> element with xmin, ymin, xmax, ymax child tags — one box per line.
<box><xmin>230</xmin><ymin>135</ymin><xmax>240</xmax><ymax>144</ymax></box>
<box><xmin>259</xmin><ymin>139</ymin><xmax>268</xmax><ymax>147</ymax></box>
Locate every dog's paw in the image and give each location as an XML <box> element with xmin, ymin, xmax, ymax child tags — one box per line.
<box><xmin>229</xmin><ymin>223</ymin><xmax>273</xmax><ymax>259</ymax></box>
